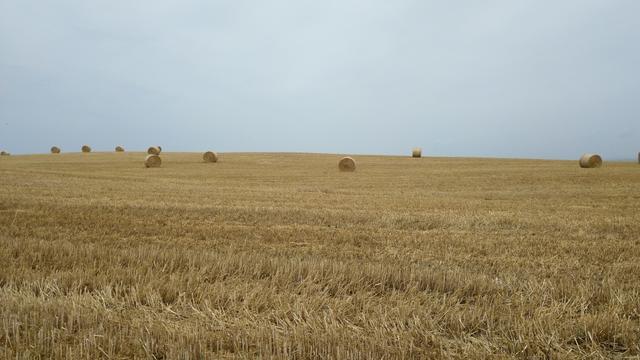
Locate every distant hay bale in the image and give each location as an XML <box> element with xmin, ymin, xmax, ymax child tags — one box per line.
<box><xmin>81</xmin><ymin>145</ymin><xmax>92</xmax><ymax>153</ymax></box>
<box><xmin>412</xmin><ymin>148</ymin><xmax>422</xmax><ymax>158</ymax></box>
<box><xmin>579</xmin><ymin>154</ymin><xmax>602</xmax><ymax>168</ymax></box>
<box><xmin>51</xmin><ymin>146</ymin><xmax>61</xmax><ymax>154</ymax></box>
<box><xmin>147</xmin><ymin>146</ymin><xmax>161</xmax><ymax>155</ymax></box>
<box><xmin>338</xmin><ymin>157</ymin><xmax>356</xmax><ymax>172</ymax></box>
<box><xmin>158</xmin><ymin>146</ymin><xmax>162</xmax><ymax>153</ymax></box>
<box><xmin>145</xmin><ymin>154</ymin><xmax>162</xmax><ymax>168</ymax></box>
<box><xmin>638</xmin><ymin>152</ymin><xmax>640</xmax><ymax>164</ymax></box>
<box><xmin>203</xmin><ymin>151</ymin><xmax>218</xmax><ymax>163</ymax></box>
<box><xmin>0</xmin><ymin>151</ymin><xmax>9</xmax><ymax>156</ymax></box>
<box><xmin>115</xmin><ymin>146</ymin><xmax>125</xmax><ymax>152</ymax></box>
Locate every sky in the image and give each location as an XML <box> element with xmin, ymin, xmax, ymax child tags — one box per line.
<box><xmin>1</xmin><ymin>1</ymin><xmax>639</xmax><ymax>159</ymax></box>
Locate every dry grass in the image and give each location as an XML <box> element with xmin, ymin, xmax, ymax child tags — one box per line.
<box><xmin>0</xmin><ymin>152</ymin><xmax>639</xmax><ymax>359</ymax></box>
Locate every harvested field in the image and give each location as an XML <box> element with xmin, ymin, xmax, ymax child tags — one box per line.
<box><xmin>0</xmin><ymin>152</ymin><xmax>639</xmax><ymax>359</ymax></box>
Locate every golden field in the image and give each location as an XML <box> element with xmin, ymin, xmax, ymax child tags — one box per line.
<box><xmin>1</xmin><ymin>152</ymin><xmax>639</xmax><ymax>359</ymax></box>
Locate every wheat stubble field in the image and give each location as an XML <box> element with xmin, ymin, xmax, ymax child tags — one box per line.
<box><xmin>1</xmin><ymin>152</ymin><xmax>639</xmax><ymax>359</ymax></box>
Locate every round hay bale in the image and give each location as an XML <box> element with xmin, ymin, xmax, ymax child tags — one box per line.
<box><xmin>412</xmin><ymin>148</ymin><xmax>422</xmax><ymax>158</ymax></box>
<box><xmin>579</xmin><ymin>154</ymin><xmax>602</xmax><ymax>168</ymax></box>
<box><xmin>145</xmin><ymin>154</ymin><xmax>162</xmax><ymax>168</ymax></box>
<box><xmin>51</xmin><ymin>146</ymin><xmax>61</xmax><ymax>154</ymax></box>
<box><xmin>157</xmin><ymin>146</ymin><xmax>162</xmax><ymax>153</ymax></box>
<box><xmin>81</xmin><ymin>145</ymin><xmax>92</xmax><ymax>153</ymax></box>
<box><xmin>638</xmin><ymin>152</ymin><xmax>640</xmax><ymax>164</ymax></box>
<box><xmin>0</xmin><ymin>151</ymin><xmax>9</xmax><ymax>156</ymax></box>
<box><xmin>115</xmin><ymin>146</ymin><xmax>125</xmax><ymax>152</ymax></box>
<box><xmin>203</xmin><ymin>151</ymin><xmax>218</xmax><ymax>163</ymax></box>
<box><xmin>338</xmin><ymin>157</ymin><xmax>356</xmax><ymax>172</ymax></box>
<box><xmin>147</xmin><ymin>146</ymin><xmax>161</xmax><ymax>155</ymax></box>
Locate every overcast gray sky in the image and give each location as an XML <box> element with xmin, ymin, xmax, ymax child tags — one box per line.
<box><xmin>1</xmin><ymin>1</ymin><xmax>638</xmax><ymax>159</ymax></box>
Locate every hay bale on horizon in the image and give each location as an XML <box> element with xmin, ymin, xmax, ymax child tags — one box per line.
<box><xmin>145</xmin><ymin>154</ymin><xmax>162</xmax><ymax>168</ymax></box>
<box><xmin>638</xmin><ymin>152</ymin><xmax>640</xmax><ymax>164</ymax></box>
<box><xmin>81</xmin><ymin>145</ymin><xmax>92</xmax><ymax>153</ymax></box>
<box><xmin>51</xmin><ymin>146</ymin><xmax>61</xmax><ymax>154</ymax></box>
<box><xmin>147</xmin><ymin>146</ymin><xmax>161</xmax><ymax>155</ymax></box>
<box><xmin>0</xmin><ymin>151</ymin><xmax>9</xmax><ymax>156</ymax></box>
<box><xmin>115</xmin><ymin>146</ymin><xmax>125</xmax><ymax>152</ymax></box>
<box><xmin>412</xmin><ymin>148</ymin><xmax>422</xmax><ymax>158</ymax></box>
<box><xmin>203</xmin><ymin>151</ymin><xmax>218</xmax><ymax>163</ymax></box>
<box><xmin>339</xmin><ymin>157</ymin><xmax>356</xmax><ymax>172</ymax></box>
<box><xmin>579</xmin><ymin>154</ymin><xmax>602</xmax><ymax>168</ymax></box>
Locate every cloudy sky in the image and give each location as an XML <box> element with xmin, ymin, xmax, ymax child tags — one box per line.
<box><xmin>1</xmin><ymin>1</ymin><xmax>638</xmax><ymax>159</ymax></box>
